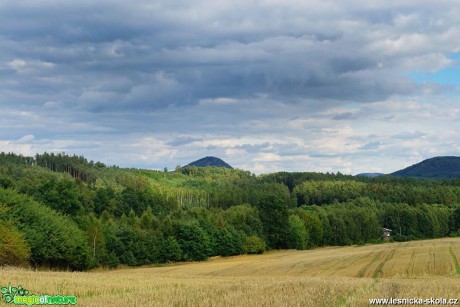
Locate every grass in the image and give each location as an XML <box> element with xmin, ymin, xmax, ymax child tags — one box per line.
<box><xmin>1</xmin><ymin>238</ymin><xmax>460</xmax><ymax>306</ymax></box>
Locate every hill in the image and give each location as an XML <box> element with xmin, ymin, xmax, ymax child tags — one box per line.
<box><xmin>391</xmin><ymin>156</ymin><xmax>460</xmax><ymax>179</ymax></box>
<box><xmin>2</xmin><ymin>151</ymin><xmax>460</xmax><ymax>273</ymax></box>
<box><xmin>186</xmin><ymin>156</ymin><xmax>233</xmax><ymax>169</ymax></box>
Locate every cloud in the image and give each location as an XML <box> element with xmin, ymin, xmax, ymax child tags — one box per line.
<box><xmin>43</xmin><ymin>101</ymin><xmax>63</xmax><ymax>109</ymax></box>
<box><xmin>333</xmin><ymin>112</ymin><xmax>356</xmax><ymax>120</ymax></box>
<box><xmin>199</xmin><ymin>97</ymin><xmax>240</xmax><ymax>106</ymax></box>
<box><xmin>16</xmin><ymin>135</ymin><xmax>35</xmax><ymax>144</ymax></box>
<box><xmin>392</xmin><ymin>131</ymin><xmax>427</xmax><ymax>140</ymax></box>
<box><xmin>235</xmin><ymin>142</ymin><xmax>271</xmax><ymax>153</ymax></box>
<box><xmin>0</xmin><ymin>1</ymin><xmax>459</xmax><ymax>174</ymax></box>
<box><xmin>167</xmin><ymin>136</ymin><xmax>202</xmax><ymax>147</ymax></box>
<box><xmin>359</xmin><ymin>141</ymin><xmax>384</xmax><ymax>150</ymax></box>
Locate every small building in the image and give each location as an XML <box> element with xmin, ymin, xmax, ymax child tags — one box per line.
<box><xmin>382</xmin><ymin>228</ymin><xmax>392</xmax><ymax>240</ymax></box>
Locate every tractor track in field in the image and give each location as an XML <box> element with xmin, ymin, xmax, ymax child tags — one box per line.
<box><xmin>405</xmin><ymin>249</ymin><xmax>417</xmax><ymax>276</ymax></box>
<box><xmin>448</xmin><ymin>246</ymin><xmax>460</xmax><ymax>275</ymax></box>
<box><xmin>373</xmin><ymin>248</ymin><xmax>396</xmax><ymax>278</ymax></box>
<box><xmin>357</xmin><ymin>252</ymin><xmax>382</xmax><ymax>278</ymax></box>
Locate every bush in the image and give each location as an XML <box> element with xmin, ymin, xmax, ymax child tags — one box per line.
<box><xmin>242</xmin><ymin>235</ymin><xmax>266</xmax><ymax>254</ymax></box>
<box><xmin>0</xmin><ymin>221</ymin><xmax>31</xmax><ymax>266</ymax></box>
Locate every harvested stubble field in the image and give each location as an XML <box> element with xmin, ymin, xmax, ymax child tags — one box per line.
<box><xmin>1</xmin><ymin>238</ymin><xmax>460</xmax><ymax>306</ymax></box>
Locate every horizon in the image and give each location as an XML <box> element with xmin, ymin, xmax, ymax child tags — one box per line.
<box><xmin>1</xmin><ymin>1</ymin><xmax>459</xmax><ymax>175</ymax></box>
<box><xmin>3</xmin><ymin>150</ymin><xmax>460</xmax><ymax>176</ymax></box>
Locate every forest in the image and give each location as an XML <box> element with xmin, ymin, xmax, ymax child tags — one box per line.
<box><xmin>1</xmin><ymin>152</ymin><xmax>460</xmax><ymax>271</ymax></box>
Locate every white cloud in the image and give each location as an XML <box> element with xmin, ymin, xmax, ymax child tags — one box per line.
<box><xmin>16</xmin><ymin>135</ymin><xmax>35</xmax><ymax>144</ymax></box>
<box><xmin>199</xmin><ymin>97</ymin><xmax>240</xmax><ymax>106</ymax></box>
<box><xmin>43</xmin><ymin>101</ymin><xmax>63</xmax><ymax>109</ymax></box>
<box><xmin>8</xmin><ymin>59</ymin><xmax>27</xmax><ymax>70</ymax></box>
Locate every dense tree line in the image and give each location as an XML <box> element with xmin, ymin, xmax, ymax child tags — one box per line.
<box><xmin>0</xmin><ymin>152</ymin><xmax>460</xmax><ymax>270</ymax></box>
<box><xmin>293</xmin><ymin>180</ymin><xmax>460</xmax><ymax>206</ymax></box>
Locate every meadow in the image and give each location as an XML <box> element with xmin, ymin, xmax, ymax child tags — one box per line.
<box><xmin>1</xmin><ymin>237</ymin><xmax>459</xmax><ymax>306</ymax></box>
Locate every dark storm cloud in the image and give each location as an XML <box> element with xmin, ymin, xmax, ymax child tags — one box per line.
<box><xmin>0</xmin><ymin>0</ymin><xmax>427</xmax><ymax>116</ymax></box>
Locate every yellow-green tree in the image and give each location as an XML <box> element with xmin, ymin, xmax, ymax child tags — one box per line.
<box><xmin>0</xmin><ymin>220</ymin><xmax>31</xmax><ymax>266</ymax></box>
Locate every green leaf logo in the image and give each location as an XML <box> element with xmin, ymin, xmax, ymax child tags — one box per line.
<box><xmin>5</xmin><ymin>295</ymin><xmax>13</xmax><ymax>303</ymax></box>
<box><xmin>1</xmin><ymin>284</ymin><xmax>31</xmax><ymax>304</ymax></box>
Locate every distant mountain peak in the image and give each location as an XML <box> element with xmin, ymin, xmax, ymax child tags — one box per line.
<box><xmin>186</xmin><ymin>156</ymin><xmax>233</xmax><ymax>169</ymax></box>
<box><xmin>391</xmin><ymin>156</ymin><xmax>460</xmax><ymax>179</ymax></box>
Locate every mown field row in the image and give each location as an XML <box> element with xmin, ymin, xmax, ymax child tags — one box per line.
<box><xmin>1</xmin><ymin>238</ymin><xmax>459</xmax><ymax>306</ymax></box>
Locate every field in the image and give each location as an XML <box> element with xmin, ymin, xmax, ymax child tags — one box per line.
<box><xmin>1</xmin><ymin>238</ymin><xmax>460</xmax><ymax>306</ymax></box>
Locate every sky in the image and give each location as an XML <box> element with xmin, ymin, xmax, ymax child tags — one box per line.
<box><xmin>1</xmin><ymin>0</ymin><xmax>459</xmax><ymax>174</ymax></box>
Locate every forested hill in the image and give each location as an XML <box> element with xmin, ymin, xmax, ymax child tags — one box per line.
<box><xmin>1</xmin><ymin>152</ymin><xmax>460</xmax><ymax>271</ymax></box>
<box><xmin>186</xmin><ymin>156</ymin><xmax>233</xmax><ymax>169</ymax></box>
<box><xmin>392</xmin><ymin>156</ymin><xmax>460</xmax><ymax>179</ymax></box>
